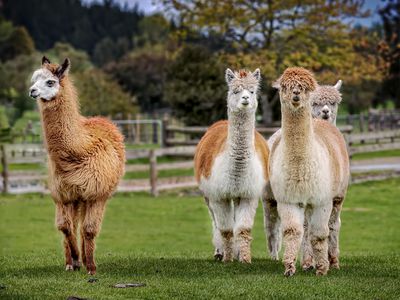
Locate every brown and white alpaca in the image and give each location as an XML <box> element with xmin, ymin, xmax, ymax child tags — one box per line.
<box><xmin>267</xmin><ymin>67</ymin><xmax>349</xmax><ymax>276</ymax></box>
<box><xmin>29</xmin><ymin>57</ymin><xmax>125</xmax><ymax>275</ymax></box>
<box><xmin>194</xmin><ymin>69</ymin><xmax>269</xmax><ymax>263</ymax></box>
<box><xmin>263</xmin><ymin>79</ymin><xmax>345</xmax><ymax>265</ymax></box>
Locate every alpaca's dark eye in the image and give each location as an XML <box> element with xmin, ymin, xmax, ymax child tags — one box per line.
<box><xmin>233</xmin><ymin>90</ymin><xmax>240</xmax><ymax>94</ymax></box>
<box><xmin>250</xmin><ymin>90</ymin><xmax>254</xmax><ymax>94</ymax></box>
<box><xmin>46</xmin><ymin>80</ymin><xmax>55</xmax><ymax>87</ymax></box>
<box><xmin>330</xmin><ymin>102</ymin><xmax>336</xmax><ymax>106</ymax></box>
<box><xmin>312</xmin><ymin>103</ymin><xmax>318</xmax><ymax>106</ymax></box>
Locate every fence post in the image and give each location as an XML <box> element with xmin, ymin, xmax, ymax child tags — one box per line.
<box><xmin>149</xmin><ymin>149</ymin><xmax>158</xmax><ymax>196</ymax></box>
<box><xmin>1</xmin><ymin>144</ymin><xmax>9</xmax><ymax>193</ymax></box>
<box><xmin>162</xmin><ymin>117</ymin><xmax>169</xmax><ymax>147</ymax></box>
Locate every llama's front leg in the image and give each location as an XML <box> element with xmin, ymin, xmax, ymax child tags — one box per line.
<box><xmin>55</xmin><ymin>202</ymin><xmax>80</xmax><ymax>271</ymax></box>
<box><xmin>81</xmin><ymin>200</ymin><xmax>107</xmax><ymax>275</ymax></box>
<box><xmin>204</xmin><ymin>197</ymin><xmax>223</xmax><ymax>260</ymax></box>
<box><xmin>209</xmin><ymin>199</ymin><xmax>234</xmax><ymax>262</ymax></box>
<box><xmin>328</xmin><ymin>196</ymin><xmax>344</xmax><ymax>269</ymax></box>
<box><xmin>262</xmin><ymin>185</ymin><xmax>281</xmax><ymax>260</ymax></box>
<box><xmin>278</xmin><ymin>202</ymin><xmax>305</xmax><ymax>276</ymax></box>
<box><xmin>309</xmin><ymin>203</ymin><xmax>332</xmax><ymax>276</ymax></box>
<box><xmin>234</xmin><ymin>197</ymin><xmax>258</xmax><ymax>263</ymax></box>
<box><xmin>301</xmin><ymin>208</ymin><xmax>314</xmax><ymax>271</ymax></box>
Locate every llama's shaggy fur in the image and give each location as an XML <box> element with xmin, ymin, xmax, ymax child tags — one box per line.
<box><xmin>263</xmin><ymin>79</ymin><xmax>344</xmax><ymax>264</ymax></box>
<box><xmin>267</xmin><ymin>67</ymin><xmax>349</xmax><ymax>276</ymax></box>
<box><xmin>311</xmin><ymin>80</ymin><xmax>342</xmax><ymax>125</ymax></box>
<box><xmin>194</xmin><ymin>69</ymin><xmax>269</xmax><ymax>263</ymax></box>
<box><xmin>30</xmin><ymin>57</ymin><xmax>125</xmax><ymax>275</ymax></box>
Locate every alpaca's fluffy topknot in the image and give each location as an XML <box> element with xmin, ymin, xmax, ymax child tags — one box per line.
<box><xmin>231</xmin><ymin>69</ymin><xmax>260</xmax><ymax>87</ymax></box>
<box><xmin>311</xmin><ymin>85</ymin><xmax>342</xmax><ymax>105</ymax></box>
<box><xmin>277</xmin><ymin>67</ymin><xmax>317</xmax><ymax>92</ymax></box>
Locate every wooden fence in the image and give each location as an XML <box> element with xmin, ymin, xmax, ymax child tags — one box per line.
<box><xmin>1</xmin><ymin>129</ymin><xmax>400</xmax><ymax>195</ymax></box>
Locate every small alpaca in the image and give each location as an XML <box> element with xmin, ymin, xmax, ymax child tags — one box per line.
<box><xmin>194</xmin><ymin>69</ymin><xmax>269</xmax><ymax>263</ymax></box>
<box><xmin>311</xmin><ymin>80</ymin><xmax>342</xmax><ymax>125</ymax></box>
<box><xmin>267</xmin><ymin>67</ymin><xmax>349</xmax><ymax>276</ymax></box>
<box><xmin>29</xmin><ymin>57</ymin><xmax>125</xmax><ymax>275</ymax></box>
<box><xmin>263</xmin><ymin>79</ymin><xmax>344</xmax><ymax>264</ymax></box>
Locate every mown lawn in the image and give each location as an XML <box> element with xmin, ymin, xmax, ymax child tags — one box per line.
<box><xmin>0</xmin><ymin>179</ymin><xmax>399</xmax><ymax>299</ymax></box>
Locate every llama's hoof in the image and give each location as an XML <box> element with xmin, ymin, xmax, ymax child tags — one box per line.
<box><xmin>65</xmin><ymin>264</ymin><xmax>74</xmax><ymax>271</ymax></box>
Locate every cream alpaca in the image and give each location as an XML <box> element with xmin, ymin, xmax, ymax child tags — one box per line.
<box><xmin>29</xmin><ymin>57</ymin><xmax>125</xmax><ymax>275</ymax></box>
<box><xmin>267</xmin><ymin>67</ymin><xmax>349</xmax><ymax>276</ymax></box>
<box><xmin>194</xmin><ymin>69</ymin><xmax>269</xmax><ymax>263</ymax></box>
<box><xmin>263</xmin><ymin>79</ymin><xmax>345</xmax><ymax>265</ymax></box>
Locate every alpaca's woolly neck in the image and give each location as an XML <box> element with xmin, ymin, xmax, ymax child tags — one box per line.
<box><xmin>39</xmin><ymin>77</ymin><xmax>87</xmax><ymax>155</ymax></box>
<box><xmin>227</xmin><ymin>109</ymin><xmax>256</xmax><ymax>181</ymax></box>
<box><xmin>281</xmin><ymin>105</ymin><xmax>314</xmax><ymax>161</ymax></box>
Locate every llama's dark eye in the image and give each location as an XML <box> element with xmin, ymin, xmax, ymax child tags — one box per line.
<box><xmin>312</xmin><ymin>103</ymin><xmax>318</xmax><ymax>106</ymax></box>
<box><xmin>233</xmin><ymin>90</ymin><xmax>240</xmax><ymax>94</ymax></box>
<box><xmin>330</xmin><ymin>102</ymin><xmax>336</xmax><ymax>106</ymax></box>
<box><xmin>46</xmin><ymin>80</ymin><xmax>55</xmax><ymax>87</ymax></box>
<box><xmin>250</xmin><ymin>90</ymin><xmax>254</xmax><ymax>94</ymax></box>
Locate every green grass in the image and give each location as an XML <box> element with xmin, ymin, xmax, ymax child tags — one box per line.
<box><xmin>0</xmin><ymin>163</ymin><xmax>45</xmax><ymax>172</ymax></box>
<box><xmin>1</xmin><ymin>179</ymin><xmax>400</xmax><ymax>299</ymax></box>
<box><xmin>352</xmin><ymin>149</ymin><xmax>400</xmax><ymax>160</ymax></box>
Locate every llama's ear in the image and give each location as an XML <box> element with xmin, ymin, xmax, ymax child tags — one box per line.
<box><xmin>42</xmin><ymin>56</ymin><xmax>51</xmax><ymax>66</ymax></box>
<box><xmin>252</xmin><ymin>68</ymin><xmax>261</xmax><ymax>81</ymax></box>
<box><xmin>225</xmin><ymin>68</ymin><xmax>235</xmax><ymax>84</ymax></box>
<box><xmin>56</xmin><ymin>58</ymin><xmax>71</xmax><ymax>79</ymax></box>
<box><xmin>334</xmin><ymin>79</ymin><xmax>342</xmax><ymax>91</ymax></box>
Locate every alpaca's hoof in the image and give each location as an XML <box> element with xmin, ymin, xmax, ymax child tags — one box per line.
<box><xmin>302</xmin><ymin>263</ymin><xmax>314</xmax><ymax>271</ymax></box>
<box><xmin>329</xmin><ymin>257</ymin><xmax>340</xmax><ymax>269</ymax></box>
<box><xmin>214</xmin><ymin>248</ymin><xmax>223</xmax><ymax>261</ymax></box>
<box><xmin>65</xmin><ymin>264</ymin><xmax>74</xmax><ymax>271</ymax></box>
<box><xmin>86</xmin><ymin>264</ymin><xmax>96</xmax><ymax>275</ymax></box>
<box><xmin>88</xmin><ymin>270</ymin><xmax>96</xmax><ymax>275</ymax></box>
<box><xmin>239</xmin><ymin>256</ymin><xmax>251</xmax><ymax>264</ymax></box>
<box><xmin>73</xmin><ymin>260</ymin><xmax>81</xmax><ymax>271</ymax></box>
<box><xmin>316</xmin><ymin>263</ymin><xmax>329</xmax><ymax>276</ymax></box>
<box><xmin>222</xmin><ymin>253</ymin><xmax>233</xmax><ymax>263</ymax></box>
<box><xmin>284</xmin><ymin>264</ymin><xmax>296</xmax><ymax>277</ymax></box>
<box><xmin>270</xmin><ymin>252</ymin><xmax>279</xmax><ymax>261</ymax></box>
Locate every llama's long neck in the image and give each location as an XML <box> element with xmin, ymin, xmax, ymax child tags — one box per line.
<box><xmin>39</xmin><ymin>78</ymin><xmax>86</xmax><ymax>155</ymax></box>
<box><xmin>281</xmin><ymin>105</ymin><xmax>314</xmax><ymax>161</ymax></box>
<box><xmin>226</xmin><ymin>108</ymin><xmax>255</xmax><ymax>178</ymax></box>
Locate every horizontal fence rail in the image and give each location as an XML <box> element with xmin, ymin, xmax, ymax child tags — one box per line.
<box><xmin>1</xmin><ymin>128</ymin><xmax>400</xmax><ymax>195</ymax></box>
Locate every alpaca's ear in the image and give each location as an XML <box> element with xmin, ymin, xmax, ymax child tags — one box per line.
<box><xmin>252</xmin><ymin>68</ymin><xmax>261</xmax><ymax>81</ymax></box>
<box><xmin>42</xmin><ymin>56</ymin><xmax>51</xmax><ymax>66</ymax></box>
<box><xmin>55</xmin><ymin>58</ymin><xmax>71</xmax><ymax>79</ymax></box>
<box><xmin>225</xmin><ymin>68</ymin><xmax>235</xmax><ymax>84</ymax></box>
<box><xmin>334</xmin><ymin>79</ymin><xmax>342</xmax><ymax>91</ymax></box>
<box><xmin>272</xmin><ymin>79</ymin><xmax>280</xmax><ymax>89</ymax></box>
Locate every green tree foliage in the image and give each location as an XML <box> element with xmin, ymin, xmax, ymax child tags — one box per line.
<box><xmin>1</xmin><ymin>0</ymin><xmax>143</xmax><ymax>54</ymax></box>
<box><xmin>93</xmin><ymin>37</ymin><xmax>131</xmax><ymax>67</ymax></box>
<box><xmin>0</xmin><ymin>105</ymin><xmax>9</xmax><ymax>129</ymax></box>
<box><xmin>378</xmin><ymin>0</ymin><xmax>400</xmax><ymax>107</ymax></box>
<box><xmin>74</xmin><ymin>68</ymin><xmax>137</xmax><ymax>118</ymax></box>
<box><xmin>106</xmin><ymin>47</ymin><xmax>169</xmax><ymax>112</ymax></box>
<box><xmin>0</xmin><ymin>18</ymin><xmax>34</xmax><ymax>62</ymax></box>
<box><xmin>164</xmin><ymin>45</ymin><xmax>226</xmax><ymax>126</ymax></box>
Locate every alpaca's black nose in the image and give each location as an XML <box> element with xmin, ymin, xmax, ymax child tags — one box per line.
<box><xmin>322</xmin><ymin>108</ymin><xmax>329</xmax><ymax>114</ymax></box>
<box><xmin>292</xmin><ymin>95</ymin><xmax>300</xmax><ymax>102</ymax></box>
<box><xmin>29</xmin><ymin>89</ymin><xmax>38</xmax><ymax>98</ymax></box>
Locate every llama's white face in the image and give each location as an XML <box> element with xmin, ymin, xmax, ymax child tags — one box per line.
<box><xmin>226</xmin><ymin>68</ymin><xmax>260</xmax><ymax>114</ymax></box>
<box><xmin>311</xmin><ymin>80</ymin><xmax>342</xmax><ymax>124</ymax></box>
<box><xmin>29</xmin><ymin>68</ymin><xmax>60</xmax><ymax>101</ymax></box>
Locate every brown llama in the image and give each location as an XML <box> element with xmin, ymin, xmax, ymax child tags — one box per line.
<box><xmin>29</xmin><ymin>56</ymin><xmax>125</xmax><ymax>275</ymax></box>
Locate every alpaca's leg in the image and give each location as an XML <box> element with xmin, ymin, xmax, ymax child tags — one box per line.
<box><xmin>233</xmin><ymin>197</ymin><xmax>258</xmax><ymax>263</ymax></box>
<box><xmin>309</xmin><ymin>203</ymin><xmax>332</xmax><ymax>276</ymax></box>
<box><xmin>278</xmin><ymin>203</ymin><xmax>305</xmax><ymax>277</ymax></box>
<box><xmin>262</xmin><ymin>185</ymin><xmax>281</xmax><ymax>260</ymax></box>
<box><xmin>301</xmin><ymin>207</ymin><xmax>314</xmax><ymax>270</ymax></box>
<box><xmin>81</xmin><ymin>200</ymin><xmax>107</xmax><ymax>275</ymax></box>
<box><xmin>204</xmin><ymin>197</ymin><xmax>223</xmax><ymax>260</ymax></box>
<box><xmin>79</xmin><ymin>202</ymin><xmax>87</xmax><ymax>267</ymax></box>
<box><xmin>328</xmin><ymin>196</ymin><xmax>344</xmax><ymax>269</ymax></box>
<box><xmin>55</xmin><ymin>202</ymin><xmax>80</xmax><ymax>271</ymax></box>
<box><xmin>209</xmin><ymin>199</ymin><xmax>234</xmax><ymax>262</ymax></box>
